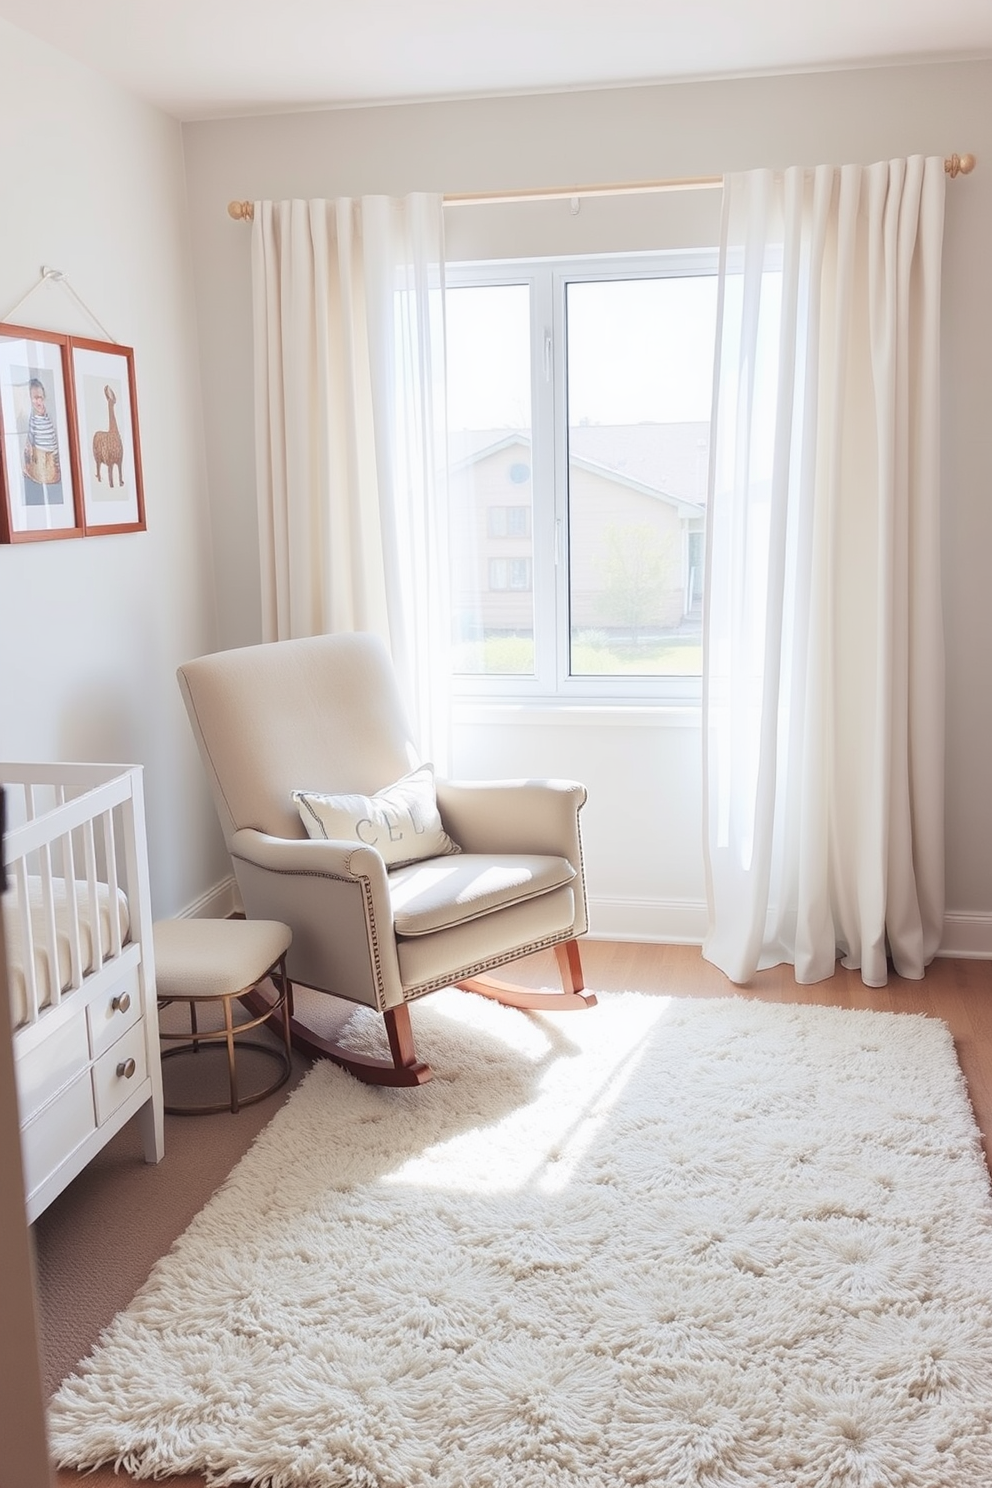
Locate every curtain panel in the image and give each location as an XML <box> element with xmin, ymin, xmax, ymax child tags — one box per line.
<box><xmin>702</xmin><ymin>157</ymin><xmax>946</xmax><ymax>987</ymax></box>
<box><xmin>250</xmin><ymin>194</ymin><xmax>450</xmax><ymax>762</ymax></box>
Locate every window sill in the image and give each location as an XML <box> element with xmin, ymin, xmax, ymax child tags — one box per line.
<box><xmin>452</xmin><ymin>700</ymin><xmax>702</xmax><ymax>729</ymax></box>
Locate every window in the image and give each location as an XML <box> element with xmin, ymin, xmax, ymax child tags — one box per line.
<box><xmin>489</xmin><ymin>557</ymin><xmax>532</xmax><ymax>591</ymax></box>
<box><xmin>445</xmin><ymin>253</ymin><xmax>718</xmax><ymax>698</ymax></box>
<box><xmin>488</xmin><ymin>505</ymin><xmax>531</xmax><ymax>539</ymax></box>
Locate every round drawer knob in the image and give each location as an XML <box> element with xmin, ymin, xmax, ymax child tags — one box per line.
<box><xmin>112</xmin><ymin>992</ymin><xmax>131</xmax><ymax>1014</ymax></box>
<box><xmin>117</xmin><ymin>1058</ymin><xmax>137</xmax><ymax>1080</ymax></box>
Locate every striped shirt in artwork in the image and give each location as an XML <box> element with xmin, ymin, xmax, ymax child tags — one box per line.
<box><xmin>28</xmin><ymin>411</ymin><xmax>59</xmax><ymax>452</ymax></box>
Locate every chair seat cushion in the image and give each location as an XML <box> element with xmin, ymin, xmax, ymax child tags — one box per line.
<box><xmin>388</xmin><ymin>853</ymin><xmax>576</xmax><ymax>937</ymax></box>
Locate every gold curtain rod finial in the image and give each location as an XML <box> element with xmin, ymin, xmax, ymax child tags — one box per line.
<box><xmin>228</xmin><ymin>200</ymin><xmax>255</xmax><ymax>221</ymax></box>
<box><xmin>945</xmin><ymin>153</ymin><xmax>976</xmax><ymax>178</ymax></box>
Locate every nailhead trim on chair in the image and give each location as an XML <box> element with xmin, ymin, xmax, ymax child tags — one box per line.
<box><xmin>574</xmin><ymin>815</ymin><xmax>590</xmax><ymax>937</ymax></box>
<box><xmin>232</xmin><ymin>859</ymin><xmax>583</xmax><ymax>1012</ymax></box>
<box><xmin>401</xmin><ymin>929</ymin><xmax>579</xmax><ymax>1001</ymax></box>
<box><xmin>232</xmin><ymin>860</ymin><xmax>390</xmax><ymax>1013</ymax></box>
<box><xmin>357</xmin><ymin>873</ymin><xmax>388</xmax><ymax>1012</ymax></box>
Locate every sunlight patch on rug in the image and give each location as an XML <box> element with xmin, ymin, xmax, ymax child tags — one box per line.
<box><xmin>48</xmin><ymin>992</ymin><xmax>992</xmax><ymax>1486</ymax></box>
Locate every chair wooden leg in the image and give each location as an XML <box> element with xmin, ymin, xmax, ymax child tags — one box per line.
<box><xmin>239</xmin><ymin>985</ymin><xmax>433</xmax><ymax>1087</ymax></box>
<box><xmin>384</xmin><ymin>1004</ymin><xmax>420</xmax><ymax>1070</ymax></box>
<box><xmin>555</xmin><ymin>938</ymin><xmax>585</xmax><ymax>994</ymax></box>
<box><xmin>458</xmin><ymin>939</ymin><xmax>597</xmax><ymax>1012</ymax></box>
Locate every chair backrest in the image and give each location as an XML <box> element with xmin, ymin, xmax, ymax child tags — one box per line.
<box><xmin>178</xmin><ymin>633</ymin><xmax>418</xmax><ymax>844</ymax></box>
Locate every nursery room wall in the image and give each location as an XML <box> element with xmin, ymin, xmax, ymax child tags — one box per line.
<box><xmin>0</xmin><ymin>18</ymin><xmax>230</xmax><ymax>916</ymax></box>
<box><xmin>181</xmin><ymin>60</ymin><xmax>992</xmax><ymax>953</ymax></box>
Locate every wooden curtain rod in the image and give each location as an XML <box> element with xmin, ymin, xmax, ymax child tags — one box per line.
<box><xmin>227</xmin><ymin>153</ymin><xmax>976</xmax><ymax>220</ymax></box>
<box><xmin>444</xmin><ymin>175</ymin><xmax>722</xmax><ymax>206</ymax></box>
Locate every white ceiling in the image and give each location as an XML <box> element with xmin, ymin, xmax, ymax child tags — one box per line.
<box><xmin>1</xmin><ymin>0</ymin><xmax>991</xmax><ymax>121</ymax></box>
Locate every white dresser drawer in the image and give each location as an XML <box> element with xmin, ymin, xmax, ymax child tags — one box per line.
<box><xmin>93</xmin><ymin>1021</ymin><xmax>148</xmax><ymax>1126</ymax></box>
<box><xmin>87</xmin><ymin>965</ymin><xmax>142</xmax><ymax>1058</ymax></box>
<box><xmin>20</xmin><ymin>1071</ymin><xmax>96</xmax><ymax>1199</ymax></box>
<box><xmin>15</xmin><ymin>1012</ymin><xmax>90</xmax><ymax>1125</ymax></box>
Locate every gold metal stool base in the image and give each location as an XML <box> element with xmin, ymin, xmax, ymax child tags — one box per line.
<box><xmin>158</xmin><ymin>950</ymin><xmax>294</xmax><ymax>1115</ymax></box>
<box><xmin>161</xmin><ymin>1035</ymin><xmax>291</xmax><ymax>1116</ymax></box>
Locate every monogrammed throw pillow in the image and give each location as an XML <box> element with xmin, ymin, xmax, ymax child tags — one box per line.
<box><xmin>292</xmin><ymin>765</ymin><xmax>461</xmax><ymax>869</ymax></box>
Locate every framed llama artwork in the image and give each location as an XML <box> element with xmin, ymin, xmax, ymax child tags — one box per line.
<box><xmin>69</xmin><ymin>337</ymin><xmax>145</xmax><ymax>535</ymax></box>
<box><xmin>0</xmin><ymin>323</ymin><xmax>84</xmax><ymax>543</ymax></box>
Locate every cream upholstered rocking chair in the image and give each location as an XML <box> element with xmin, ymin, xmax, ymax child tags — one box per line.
<box><xmin>177</xmin><ymin>632</ymin><xmax>594</xmax><ymax>1086</ymax></box>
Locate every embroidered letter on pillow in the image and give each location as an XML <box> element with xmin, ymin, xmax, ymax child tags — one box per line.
<box><xmin>292</xmin><ymin>765</ymin><xmax>461</xmax><ymax>869</ymax></box>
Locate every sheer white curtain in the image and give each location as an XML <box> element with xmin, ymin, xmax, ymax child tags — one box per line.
<box><xmin>703</xmin><ymin>157</ymin><xmax>946</xmax><ymax>987</ymax></box>
<box><xmin>251</xmin><ymin>194</ymin><xmax>450</xmax><ymax>762</ymax></box>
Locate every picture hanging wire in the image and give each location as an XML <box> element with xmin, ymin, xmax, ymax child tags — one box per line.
<box><xmin>1</xmin><ymin>267</ymin><xmax>118</xmax><ymax>345</ymax></box>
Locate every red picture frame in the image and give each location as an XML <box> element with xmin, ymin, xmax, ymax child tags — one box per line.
<box><xmin>70</xmin><ymin>336</ymin><xmax>145</xmax><ymax>537</ymax></box>
<box><xmin>0</xmin><ymin>323</ymin><xmax>83</xmax><ymax>543</ymax></box>
<box><xmin>0</xmin><ymin>324</ymin><xmax>145</xmax><ymax>543</ymax></box>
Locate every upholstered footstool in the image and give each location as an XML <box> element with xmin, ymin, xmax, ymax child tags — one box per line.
<box><xmin>154</xmin><ymin>918</ymin><xmax>293</xmax><ymax>1115</ymax></box>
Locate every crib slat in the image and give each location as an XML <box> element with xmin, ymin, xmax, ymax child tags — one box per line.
<box><xmin>54</xmin><ymin>783</ymin><xmax>85</xmax><ymax>993</ymax></box>
<box><xmin>12</xmin><ymin>855</ymin><xmax>40</xmax><ymax>1026</ymax></box>
<box><xmin>61</xmin><ymin>826</ymin><xmax>84</xmax><ymax>992</ymax></box>
<box><xmin>37</xmin><ymin>841</ymin><xmax>62</xmax><ymax>1010</ymax></box>
<box><xmin>83</xmin><ymin>817</ymin><xmax>103</xmax><ymax>968</ymax></box>
<box><xmin>101</xmin><ymin>809</ymin><xmax>123</xmax><ymax>960</ymax></box>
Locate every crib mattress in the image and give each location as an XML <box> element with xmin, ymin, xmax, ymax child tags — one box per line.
<box><xmin>3</xmin><ymin>876</ymin><xmax>130</xmax><ymax>1031</ymax></box>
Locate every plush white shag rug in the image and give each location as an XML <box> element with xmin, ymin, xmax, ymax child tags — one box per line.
<box><xmin>49</xmin><ymin>990</ymin><xmax>992</xmax><ymax>1487</ymax></box>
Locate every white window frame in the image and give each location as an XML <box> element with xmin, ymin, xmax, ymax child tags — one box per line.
<box><xmin>446</xmin><ymin>249</ymin><xmax>718</xmax><ymax>705</ymax></box>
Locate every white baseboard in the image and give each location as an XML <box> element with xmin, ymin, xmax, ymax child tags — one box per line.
<box><xmin>177</xmin><ymin>875</ymin><xmax>240</xmax><ymax>921</ymax></box>
<box><xmin>587</xmin><ymin>896</ymin><xmax>708</xmax><ymax>945</ymax></box>
<box><xmin>937</xmin><ymin>914</ymin><xmax>992</xmax><ymax>961</ymax></box>
<box><xmin>587</xmin><ymin>898</ymin><xmax>992</xmax><ymax>963</ymax></box>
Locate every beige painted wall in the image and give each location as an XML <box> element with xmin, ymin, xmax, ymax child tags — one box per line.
<box><xmin>0</xmin><ymin>18</ymin><xmax>230</xmax><ymax>916</ymax></box>
<box><xmin>181</xmin><ymin>61</ymin><xmax>992</xmax><ymax>946</ymax></box>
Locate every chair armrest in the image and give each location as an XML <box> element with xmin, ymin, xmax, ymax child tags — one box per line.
<box><xmin>230</xmin><ymin>828</ymin><xmax>387</xmax><ymax>886</ymax></box>
<box><xmin>228</xmin><ymin>829</ymin><xmax>404</xmax><ymax>1009</ymax></box>
<box><xmin>435</xmin><ymin>779</ymin><xmax>586</xmax><ymax>858</ymax></box>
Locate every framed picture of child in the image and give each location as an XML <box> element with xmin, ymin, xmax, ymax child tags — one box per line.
<box><xmin>70</xmin><ymin>337</ymin><xmax>145</xmax><ymax>536</ymax></box>
<box><xmin>0</xmin><ymin>324</ymin><xmax>83</xmax><ymax>543</ymax></box>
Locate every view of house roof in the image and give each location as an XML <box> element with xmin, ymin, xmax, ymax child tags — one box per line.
<box><xmin>447</xmin><ymin>422</ymin><xmax>710</xmax><ymax>508</ymax></box>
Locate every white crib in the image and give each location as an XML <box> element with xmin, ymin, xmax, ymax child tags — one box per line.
<box><xmin>2</xmin><ymin>763</ymin><xmax>164</xmax><ymax>1222</ymax></box>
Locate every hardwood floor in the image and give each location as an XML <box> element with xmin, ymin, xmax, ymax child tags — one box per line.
<box><xmin>47</xmin><ymin>941</ymin><xmax>992</xmax><ymax>1488</ymax></box>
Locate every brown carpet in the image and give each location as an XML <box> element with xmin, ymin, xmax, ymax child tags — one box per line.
<box><xmin>31</xmin><ymin>994</ymin><xmax>318</xmax><ymax>1397</ymax></box>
